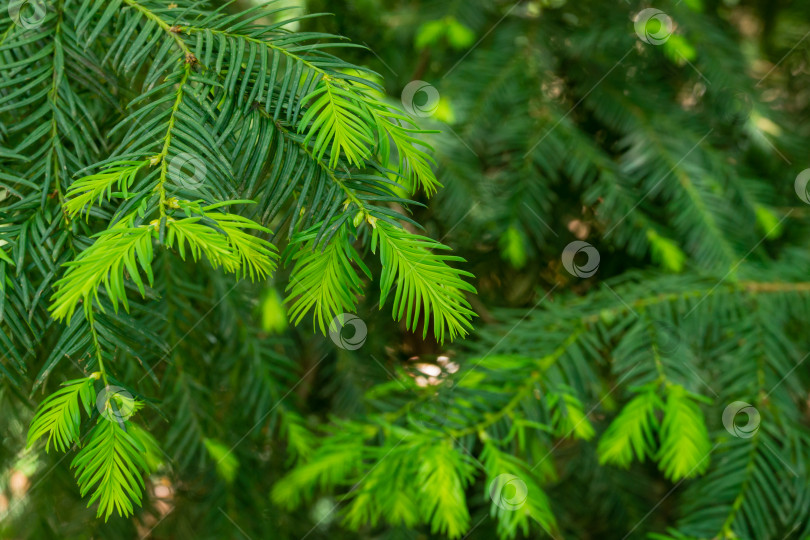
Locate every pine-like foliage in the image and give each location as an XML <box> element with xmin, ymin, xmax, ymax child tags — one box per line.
<box><xmin>0</xmin><ymin>0</ymin><xmax>474</xmax><ymax>526</ymax></box>
<box><xmin>2</xmin><ymin>0</ymin><xmax>810</xmax><ymax>538</ymax></box>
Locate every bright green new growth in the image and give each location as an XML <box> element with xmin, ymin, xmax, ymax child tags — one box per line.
<box><xmin>72</xmin><ymin>419</ymin><xmax>153</xmax><ymax>521</ymax></box>
<box><xmin>372</xmin><ymin>222</ymin><xmax>476</xmax><ymax>341</ymax></box>
<box><xmin>63</xmin><ymin>161</ymin><xmax>147</xmax><ymax>219</ymax></box>
<box><xmin>50</xmin><ymin>224</ymin><xmax>156</xmax><ymax>323</ymax></box>
<box><xmin>26</xmin><ymin>373</ymin><xmax>157</xmax><ymax>520</ymax></box>
<box><xmin>26</xmin><ymin>377</ymin><xmax>96</xmax><ymax>453</ymax></box>
<box><xmin>597</xmin><ymin>389</ymin><xmax>662</xmax><ymax>467</ymax></box>
<box><xmin>657</xmin><ymin>385</ymin><xmax>712</xmax><ymax>480</ymax></box>
<box><xmin>285</xmin><ymin>225</ymin><xmax>371</xmax><ymax>334</ymax></box>
<box><xmin>598</xmin><ymin>384</ymin><xmax>712</xmax><ymax>480</ymax></box>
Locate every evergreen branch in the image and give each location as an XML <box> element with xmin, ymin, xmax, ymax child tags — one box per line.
<box><xmin>120</xmin><ymin>0</ymin><xmax>194</xmax><ymax>57</ymax></box>
<box><xmin>64</xmin><ymin>161</ymin><xmax>147</xmax><ymax>218</ymax></box>
<box><xmin>417</xmin><ymin>440</ymin><xmax>476</xmax><ymax>538</ymax></box>
<box><xmin>182</xmin><ymin>24</ymin><xmax>440</xmax><ymax>196</ymax></box>
<box><xmin>71</xmin><ymin>418</ymin><xmax>152</xmax><ymax>521</ymax></box>
<box><xmin>298</xmin><ymin>76</ymin><xmax>375</xmax><ymax>168</ymax></box>
<box><xmin>49</xmin><ymin>224</ymin><xmax>155</xmax><ymax>323</ymax></box>
<box><xmin>26</xmin><ymin>376</ymin><xmax>97</xmax><ymax>453</ymax></box>
<box><xmin>598</xmin><ymin>388</ymin><xmax>662</xmax><ymax>468</ymax></box>
<box><xmin>154</xmin><ymin>62</ymin><xmax>192</xmax><ymax>217</ymax></box>
<box><xmin>364</xmin><ymin>101</ymin><xmax>441</xmax><ymax>195</ymax></box>
<box><xmin>270</xmin><ymin>119</ymin><xmax>373</xmax><ymax>220</ymax></box>
<box><xmin>47</xmin><ymin>0</ymin><xmax>67</xmax><ymax>220</ymax></box>
<box><xmin>285</xmin><ymin>225</ymin><xmax>371</xmax><ymax>334</ymax></box>
<box><xmin>166</xmin><ymin>217</ymin><xmax>241</xmax><ymax>273</ymax></box>
<box><xmin>202</xmin><ymin>209</ymin><xmax>278</xmax><ymax>281</ymax></box>
<box><xmin>656</xmin><ymin>385</ymin><xmax>712</xmax><ymax>480</ymax></box>
<box><xmin>166</xmin><ymin>204</ymin><xmax>278</xmax><ymax>281</ymax></box>
<box><xmin>444</xmin><ymin>331</ymin><xmax>583</xmax><ymax>438</ymax></box>
<box><xmin>371</xmin><ymin>221</ymin><xmax>476</xmax><ymax>342</ymax></box>
<box><xmin>481</xmin><ymin>442</ymin><xmax>558</xmax><ymax>539</ymax></box>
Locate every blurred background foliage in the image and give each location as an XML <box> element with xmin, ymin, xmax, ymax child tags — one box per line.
<box><xmin>3</xmin><ymin>0</ymin><xmax>810</xmax><ymax>538</ymax></box>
